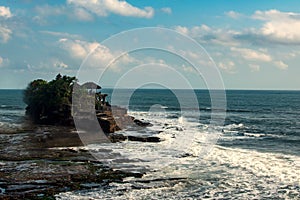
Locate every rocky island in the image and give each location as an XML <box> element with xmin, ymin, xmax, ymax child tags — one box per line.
<box><xmin>0</xmin><ymin>74</ymin><xmax>160</xmax><ymax>199</ymax></box>
<box><xmin>24</xmin><ymin>74</ymin><xmax>156</xmax><ymax>140</ymax></box>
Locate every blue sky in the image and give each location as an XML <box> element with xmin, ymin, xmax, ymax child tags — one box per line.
<box><xmin>1</xmin><ymin>0</ymin><xmax>300</xmax><ymax>89</ymax></box>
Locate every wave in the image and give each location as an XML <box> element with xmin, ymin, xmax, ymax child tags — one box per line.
<box><xmin>0</xmin><ymin>121</ymin><xmax>25</xmax><ymax>133</ymax></box>
<box><xmin>226</xmin><ymin>108</ymin><xmax>252</xmax><ymax>113</ymax></box>
<box><xmin>0</xmin><ymin>104</ymin><xmax>24</xmax><ymax>111</ymax></box>
<box><xmin>224</xmin><ymin>123</ymin><xmax>244</xmax><ymax>129</ymax></box>
<box><xmin>57</xmin><ymin>140</ymin><xmax>300</xmax><ymax>199</ymax></box>
<box><xmin>0</xmin><ymin>110</ymin><xmax>25</xmax><ymax>122</ymax></box>
<box><xmin>262</xmin><ymin>135</ymin><xmax>300</xmax><ymax>143</ymax></box>
<box><xmin>243</xmin><ymin>132</ymin><xmax>266</xmax><ymax>137</ymax></box>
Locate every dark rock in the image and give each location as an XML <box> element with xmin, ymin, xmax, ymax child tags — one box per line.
<box><xmin>0</xmin><ymin>128</ymin><xmax>144</xmax><ymax>199</ymax></box>
<box><xmin>97</xmin><ymin>116</ymin><xmax>120</xmax><ymax>133</ymax></box>
<box><xmin>133</xmin><ymin>119</ymin><xmax>152</xmax><ymax>127</ymax></box>
<box><xmin>127</xmin><ymin>136</ymin><xmax>160</xmax><ymax>143</ymax></box>
<box><xmin>108</xmin><ymin>133</ymin><xmax>127</xmax><ymax>143</ymax></box>
<box><xmin>178</xmin><ymin>153</ymin><xmax>193</xmax><ymax>158</ymax></box>
<box><xmin>108</xmin><ymin>133</ymin><xmax>160</xmax><ymax>143</ymax></box>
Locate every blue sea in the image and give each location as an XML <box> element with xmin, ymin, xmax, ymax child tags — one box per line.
<box><xmin>0</xmin><ymin>89</ymin><xmax>299</xmax><ymax>199</ymax></box>
<box><xmin>0</xmin><ymin>90</ymin><xmax>26</xmax><ymax>132</ymax></box>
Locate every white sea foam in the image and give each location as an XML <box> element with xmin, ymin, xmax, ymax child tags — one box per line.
<box><xmin>0</xmin><ymin>121</ymin><xmax>24</xmax><ymax>133</ymax></box>
<box><xmin>57</xmin><ymin>144</ymin><xmax>300</xmax><ymax>199</ymax></box>
<box><xmin>243</xmin><ymin>132</ymin><xmax>266</xmax><ymax>137</ymax></box>
<box><xmin>57</xmin><ymin>111</ymin><xmax>300</xmax><ymax>199</ymax></box>
<box><xmin>224</xmin><ymin>123</ymin><xmax>244</xmax><ymax>129</ymax></box>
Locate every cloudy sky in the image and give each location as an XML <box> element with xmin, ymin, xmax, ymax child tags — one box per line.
<box><xmin>1</xmin><ymin>0</ymin><xmax>300</xmax><ymax>89</ymax></box>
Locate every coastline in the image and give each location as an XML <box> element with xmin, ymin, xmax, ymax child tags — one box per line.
<box><xmin>0</xmin><ymin>89</ymin><xmax>299</xmax><ymax>199</ymax></box>
<box><xmin>0</xmin><ymin>125</ymin><xmax>145</xmax><ymax>199</ymax></box>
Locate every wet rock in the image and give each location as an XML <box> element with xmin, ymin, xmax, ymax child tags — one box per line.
<box><xmin>108</xmin><ymin>133</ymin><xmax>127</xmax><ymax>143</ymax></box>
<box><xmin>133</xmin><ymin>119</ymin><xmax>152</xmax><ymax>127</ymax></box>
<box><xmin>127</xmin><ymin>135</ymin><xmax>160</xmax><ymax>143</ymax></box>
<box><xmin>97</xmin><ymin>116</ymin><xmax>121</xmax><ymax>133</ymax></box>
<box><xmin>178</xmin><ymin>153</ymin><xmax>193</xmax><ymax>158</ymax></box>
<box><xmin>0</xmin><ymin>128</ymin><xmax>144</xmax><ymax>199</ymax></box>
<box><xmin>108</xmin><ymin>133</ymin><xmax>160</xmax><ymax>143</ymax></box>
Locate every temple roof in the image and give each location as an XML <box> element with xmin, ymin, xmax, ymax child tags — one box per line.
<box><xmin>81</xmin><ymin>82</ymin><xmax>101</xmax><ymax>89</ymax></box>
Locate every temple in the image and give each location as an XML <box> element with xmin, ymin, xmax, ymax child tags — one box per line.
<box><xmin>80</xmin><ymin>82</ymin><xmax>110</xmax><ymax>111</ymax></box>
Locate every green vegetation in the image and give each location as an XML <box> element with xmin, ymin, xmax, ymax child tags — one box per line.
<box><xmin>23</xmin><ymin>74</ymin><xmax>120</xmax><ymax>133</ymax></box>
<box><xmin>23</xmin><ymin>74</ymin><xmax>76</xmax><ymax>125</ymax></box>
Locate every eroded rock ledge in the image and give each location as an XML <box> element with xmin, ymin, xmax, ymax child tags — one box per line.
<box><xmin>0</xmin><ymin>126</ymin><xmax>149</xmax><ymax>199</ymax></box>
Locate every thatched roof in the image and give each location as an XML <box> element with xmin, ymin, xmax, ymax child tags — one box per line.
<box><xmin>81</xmin><ymin>82</ymin><xmax>101</xmax><ymax>89</ymax></box>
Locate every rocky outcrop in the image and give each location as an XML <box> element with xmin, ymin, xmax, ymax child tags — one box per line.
<box><xmin>133</xmin><ymin>119</ymin><xmax>152</xmax><ymax>127</ymax></box>
<box><xmin>97</xmin><ymin>114</ymin><xmax>121</xmax><ymax>133</ymax></box>
<box><xmin>0</xmin><ymin>126</ymin><xmax>143</xmax><ymax>199</ymax></box>
<box><xmin>95</xmin><ymin>108</ymin><xmax>152</xmax><ymax>134</ymax></box>
<box><xmin>24</xmin><ymin>75</ymin><xmax>153</xmax><ymax>136</ymax></box>
<box><xmin>108</xmin><ymin>133</ymin><xmax>161</xmax><ymax>143</ymax></box>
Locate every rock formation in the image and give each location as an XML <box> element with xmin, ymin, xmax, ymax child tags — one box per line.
<box><xmin>24</xmin><ymin>74</ymin><xmax>154</xmax><ymax>141</ymax></box>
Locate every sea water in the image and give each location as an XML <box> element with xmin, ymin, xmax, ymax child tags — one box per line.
<box><xmin>0</xmin><ymin>90</ymin><xmax>26</xmax><ymax>132</ymax></box>
<box><xmin>0</xmin><ymin>89</ymin><xmax>299</xmax><ymax>199</ymax></box>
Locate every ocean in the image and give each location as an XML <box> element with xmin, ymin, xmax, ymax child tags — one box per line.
<box><xmin>0</xmin><ymin>90</ymin><xmax>26</xmax><ymax>132</ymax></box>
<box><xmin>0</xmin><ymin>89</ymin><xmax>299</xmax><ymax>199</ymax></box>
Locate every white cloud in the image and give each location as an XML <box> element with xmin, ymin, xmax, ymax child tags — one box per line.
<box><xmin>231</xmin><ymin>47</ymin><xmax>272</xmax><ymax>62</ymax></box>
<box><xmin>231</xmin><ymin>47</ymin><xmax>288</xmax><ymax>70</ymax></box>
<box><xmin>174</xmin><ymin>26</ymin><xmax>189</xmax><ymax>35</ymax></box>
<box><xmin>59</xmin><ymin>39</ymin><xmax>101</xmax><ymax>60</ymax></box>
<box><xmin>59</xmin><ymin>38</ymin><xmax>136</xmax><ymax>71</ymax></box>
<box><xmin>274</xmin><ymin>60</ymin><xmax>288</xmax><ymax>70</ymax></box>
<box><xmin>252</xmin><ymin>9</ymin><xmax>291</xmax><ymax>20</ymax></box>
<box><xmin>252</xmin><ymin>9</ymin><xmax>300</xmax><ymax>44</ymax></box>
<box><xmin>0</xmin><ymin>26</ymin><xmax>12</xmax><ymax>43</ymax></box>
<box><xmin>174</xmin><ymin>24</ymin><xmax>241</xmax><ymax>46</ymax></box>
<box><xmin>0</xmin><ymin>6</ymin><xmax>12</xmax><ymax>18</ymax></box>
<box><xmin>175</xmin><ymin>10</ymin><xmax>300</xmax><ymax>47</ymax></box>
<box><xmin>225</xmin><ymin>11</ymin><xmax>242</xmax><ymax>19</ymax></box>
<box><xmin>73</xmin><ymin>7</ymin><xmax>94</xmax><ymax>21</ymax></box>
<box><xmin>0</xmin><ymin>56</ymin><xmax>9</xmax><ymax>67</ymax></box>
<box><xmin>142</xmin><ymin>57</ymin><xmax>167</xmax><ymax>65</ymax></box>
<box><xmin>161</xmin><ymin>7</ymin><xmax>172</xmax><ymax>14</ymax></box>
<box><xmin>40</xmin><ymin>30</ymin><xmax>81</xmax><ymax>39</ymax></box>
<box><xmin>218</xmin><ymin>61</ymin><xmax>236</xmax><ymax>73</ymax></box>
<box><xmin>54</xmin><ymin>60</ymin><xmax>68</xmax><ymax>69</ymax></box>
<box><xmin>33</xmin><ymin>4</ymin><xmax>65</xmax><ymax>24</ymax></box>
<box><xmin>178</xmin><ymin>50</ymin><xmax>202</xmax><ymax>60</ymax></box>
<box><xmin>189</xmin><ymin>24</ymin><xmax>212</xmax><ymax>35</ymax></box>
<box><xmin>182</xmin><ymin>64</ymin><xmax>196</xmax><ymax>73</ymax></box>
<box><xmin>67</xmin><ymin>0</ymin><xmax>154</xmax><ymax>18</ymax></box>
<box><xmin>249</xmin><ymin>64</ymin><xmax>260</xmax><ymax>72</ymax></box>
<box><xmin>34</xmin><ymin>1</ymin><xmax>154</xmax><ymax>23</ymax></box>
<box><xmin>0</xmin><ymin>7</ymin><xmax>13</xmax><ymax>43</ymax></box>
<box><xmin>33</xmin><ymin>4</ymin><xmax>93</xmax><ymax>23</ymax></box>
<box><xmin>24</xmin><ymin>58</ymin><xmax>73</xmax><ymax>75</ymax></box>
<box><xmin>35</xmin><ymin>4</ymin><xmax>65</xmax><ymax>16</ymax></box>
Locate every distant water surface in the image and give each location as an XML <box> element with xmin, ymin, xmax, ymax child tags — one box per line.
<box><xmin>0</xmin><ymin>89</ymin><xmax>299</xmax><ymax>199</ymax></box>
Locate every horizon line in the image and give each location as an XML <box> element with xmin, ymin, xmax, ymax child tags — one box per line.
<box><xmin>1</xmin><ymin>88</ymin><xmax>300</xmax><ymax>91</ymax></box>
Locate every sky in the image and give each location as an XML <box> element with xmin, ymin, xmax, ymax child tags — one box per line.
<box><xmin>1</xmin><ymin>0</ymin><xmax>300</xmax><ymax>89</ymax></box>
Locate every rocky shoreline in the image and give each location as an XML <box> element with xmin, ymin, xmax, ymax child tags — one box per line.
<box><xmin>0</xmin><ymin>77</ymin><xmax>161</xmax><ymax>199</ymax></box>
<box><xmin>0</xmin><ymin>123</ymin><xmax>160</xmax><ymax>199</ymax></box>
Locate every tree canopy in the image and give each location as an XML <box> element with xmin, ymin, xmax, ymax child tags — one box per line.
<box><xmin>23</xmin><ymin>74</ymin><xmax>77</xmax><ymax>125</ymax></box>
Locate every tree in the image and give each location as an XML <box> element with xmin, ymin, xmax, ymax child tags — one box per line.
<box><xmin>23</xmin><ymin>74</ymin><xmax>77</xmax><ymax>125</ymax></box>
